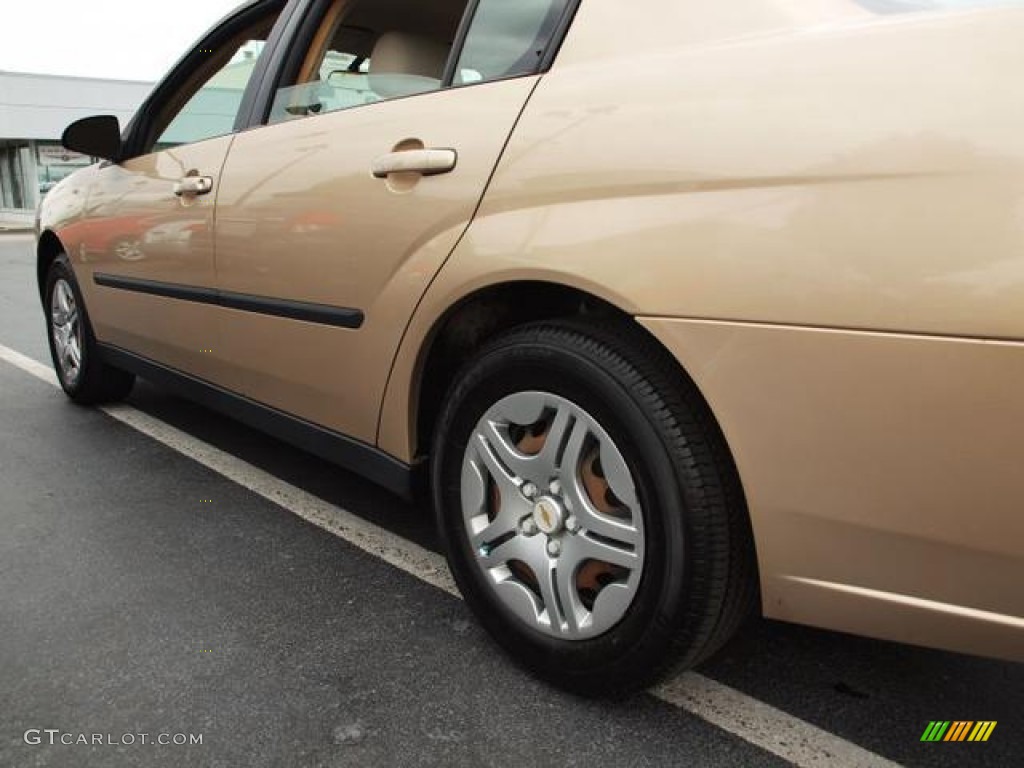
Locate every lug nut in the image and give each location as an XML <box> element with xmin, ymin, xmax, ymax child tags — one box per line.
<box><xmin>522</xmin><ymin>482</ymin><xmax>538</xmax><ymax>499</ymax></box>
<box><xmin>521</xmin><ymin>518</ymin><xmax>539</xmax><ymax>537</ymax></box>
<box><xmin>549</xmin><ymin>479</ymin><xmax>562</xmax><ymax>496</ymax></box>
<box><xmin>565</xmin><ymin>516</ymin><xmax>580</xmax><ymax>534</ymax></box>
<box><xmin>547</xmin><ymin>539</ymin><xmax>562</xmax><ymax>557</ymax></box>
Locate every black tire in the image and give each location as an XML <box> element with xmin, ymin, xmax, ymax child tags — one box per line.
<box><xmin>431</xmin><ymin>319</ymin><xmax>757</xmax><ymax>695</ymax></box>
<box><xmin>44</xmin><ymin>254</ymin><xmax>135</xmax><ymax>404</ymax></box>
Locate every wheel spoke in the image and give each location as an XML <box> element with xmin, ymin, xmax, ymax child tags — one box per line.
<box><xmin>484</xmin><ymin>535</ymin><xmax>574</xmax><ymax>634</ymax></box>
<box><xmin>470</xmin><ymin>503</ymin><xmax>525</xmax><ymax>552</ymax></box>
<box><xmin>536</xmin><ymin>403</ymin><xmax>573</xmax><ymax>471</ymax></box>
<box><xmin>473</xmin><ymin>429</ymin><xmax>522</xmax><ymax>497</ymax></box>
<box><xmin>573</xmin><ymin>532</ymin><xmax>639</xmax><ymax>570</ymax></box>
<box><xmin>560</xmin><ymin>531</ymin><xmax>638</xmax><ymax>577</ymax></box>
<box><xmin>51</xmin><ymin>292</ymin><xmax>68</xmax><ymax>325</ymax></box>
<box><xmin>58</xmin><ymin>283</ymin><xmax>74</xmax><ymax>317</ymax></box>
<box><xmin>486</xmin><ymin>532</ymin><xmax>534</xmax><ymax>567</ymax></box>
<box><xmin>554</xmin><ymin>559</ymin><xmax>584</xmax><ymax>634</ymax></box>
<box><xmin>598</xmin><ymin>437</ymin><xmax>640</xmax><ymax>510</ymax></box>
<box><xmin>463</xmin><ymin>448</ymin><xmax>525</xmax><ymax>551</ymax></box>
<box><xmin>484</xmin><ymin>535</ymin><xmax>547</xmax><ymax>627</ymax></box>
<box><xmin>536</xmin><ymin>559</ymin><xmax>568</xmax><ymax>633</ymax></box>
<box><xmin>67</xmin><ymin>338</ymin><xmax>82</xmax><ymax>367</ymax></box>
<box><xmin>559</xmin><ymin>415</ymin><xmax>590</xmax><ymax>476</ymax></box>
<box><xmin>461</xmin><ymin>452</ymin><xmax>488</xmax><ymax>520</ymax></box>
<box><xmin>563</xmin><ymin>475</ymin><xmax>641</xmax><ymax>549</ymax></box>
<box><xmin>480</xmin><ymin>419</ymin><xmax>547</xmax><ymax>486</ymax></box>
<box><xmin>518</xmin><ymin>539</ymin><xmax>570</xmax><ymax>634</ymax></box>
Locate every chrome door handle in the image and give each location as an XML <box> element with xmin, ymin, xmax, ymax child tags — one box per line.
<box><xmin>371</xmin><ymin>149</ymin><xmax>457</xmax><ymax>178</ymax></box>
<box><xmin>173</xmin><ymin>176</ymin><xmax>213</xmax><ymax>197</ymax></box>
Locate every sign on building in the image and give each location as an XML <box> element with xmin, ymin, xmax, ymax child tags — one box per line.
<box><xmin>37</xmin><ymin>145</ymin><xmax>91</xmax><ymax>166</ymax></box>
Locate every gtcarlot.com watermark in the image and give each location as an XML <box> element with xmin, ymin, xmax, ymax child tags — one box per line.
<box><xmin>24</xmin><ymin>729</ymin><xmax>203</xmax><ymax>747</ymax></box>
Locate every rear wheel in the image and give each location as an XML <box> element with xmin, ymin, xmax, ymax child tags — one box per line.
<box><xmin>45</xmin><ymin>254</ymin><xmax>134</xmax><ymax>404</ymax></box>
<box><xmin>432</xmin><ymin>319</ymin><xmax>757</xmax><ymax>695</ymax></box>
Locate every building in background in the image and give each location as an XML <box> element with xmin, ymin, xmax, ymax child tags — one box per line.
<box><xmin>0</xmin><ymin>72</ymin><xmax>154</xmax><ymax>215</ymax></box>
<box><xmin>1</xmin><ymin>44</ymin><xmax>267</xmax><ymax>219</ymax></box>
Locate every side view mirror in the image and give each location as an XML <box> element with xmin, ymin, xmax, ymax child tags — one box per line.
<box><xmin>62</xmin><ymin>115</ymin><xmax>122</xmax><ymax>162</ymax></box>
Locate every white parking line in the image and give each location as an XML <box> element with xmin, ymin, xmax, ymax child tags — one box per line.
<box><xmin>0</xmin><ymin>342</ymin><xmax>901</xmax><ymax>768</ymax></box>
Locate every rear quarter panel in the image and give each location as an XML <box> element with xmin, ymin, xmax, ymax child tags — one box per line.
<box><xmin>381</xmin><ymin>1</ymin><xmax>1024</xmax><ymax>658</ymax></box>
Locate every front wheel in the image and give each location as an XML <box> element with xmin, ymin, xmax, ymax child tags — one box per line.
<box><xmin>432</xmin><ymin>320</ymin><xmax>757</xmax><ymax>695</ymax></box>
<box><xmin>45</xmin><ymin>254</ymin><xmax>135</xmax><ymax>404</ymax></box>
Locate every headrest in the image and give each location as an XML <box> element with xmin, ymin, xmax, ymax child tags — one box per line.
<box><xmin>369</xmin><ymin>31</ymin><xmax>448</xmax><ymax>98</ymax></box>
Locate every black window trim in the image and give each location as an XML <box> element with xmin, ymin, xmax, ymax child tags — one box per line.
<box><xmin>238</xmin><ymin>0</ymin><xmax>321</xmax><ymax>130</ymax></box>
<box><xmin>442</xmin><ymin>0</ymin><xmax>581</xmax><ymax>87</ymax></box>
<box><xmin>440</xmin><ymin>0</ymin><xmax>483</xmax><ymax>87</ymax></box>
<box><xmin>538</xmin><ymin>0</ymin><xmax>582</xmax><ymax>73</ymax></box>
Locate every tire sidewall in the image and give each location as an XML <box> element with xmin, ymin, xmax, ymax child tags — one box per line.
<box><xmin>433</xmin><ymin>332</ymin><xmax>692</xmax><ymax>688</ymax></box>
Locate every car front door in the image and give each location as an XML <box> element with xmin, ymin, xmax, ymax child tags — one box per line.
<box><xmin>78</xmin><ymin>1</ymin><xmax>291</xmax><ymax>384</ymax></box>
<box><xmin>212</xmin><ymin>0</ymin><xmax>572</xmax><ymax>446</ymax></box>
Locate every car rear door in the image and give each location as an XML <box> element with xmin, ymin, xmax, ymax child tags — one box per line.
<box><xmin>212</xmin><ymin>0</ymin><xmax>573</xmax><ymax>446</ymax></box>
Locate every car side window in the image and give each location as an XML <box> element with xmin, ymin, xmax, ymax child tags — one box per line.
<box><xmin>143</xmin><ymin>8</ymin><xmax>283</xmax><ymax>153</ymax></box>
<box><xmin>269</xmin><ymin>22</ymin><xmax>386</xmax><ymax>123</ymax></box>
<box><xmin>269</xmin><ymin>0</ymin><xmax>458</xmax><ymax>125</ymax></box>
<box><xmin>453</xmin><ymin>0</ymin><xmax>570</xmax><ymax>85</ymax></box>
<box><xmin>267</xmin><ymin>0</ymin><xmax>570</xmax><ymax>126</ymax></box>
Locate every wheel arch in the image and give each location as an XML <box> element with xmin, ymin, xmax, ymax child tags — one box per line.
<box><xmin>37</xmin><ymin>229</ymin><xmax>65</xmax><ymax>304</ymax></box>
<box><xmin>398</xmin><ymin>280</ymin><xmax>735</xmax><ymax>479</ymax></box>
<box><xmin>409</xmin><ymin>281</ymin><xmax>623</xmax><ymax>462</ymax></box>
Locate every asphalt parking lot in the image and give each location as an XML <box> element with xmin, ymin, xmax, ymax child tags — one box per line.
<box><xmin>1</xmin><ymin>232</ymin><xmax>1021</xmax><ymax>768</ymax></box>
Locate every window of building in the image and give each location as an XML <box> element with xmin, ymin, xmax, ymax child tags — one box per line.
<box><xmin>36</xmin><ymin>143</ymin><xmax>92</xmax><ymax>198</ymax></box>
<box><xmin>0</xmin><ymin>143</ymin><xmax>30</xmax><ymax>209</ymax></box>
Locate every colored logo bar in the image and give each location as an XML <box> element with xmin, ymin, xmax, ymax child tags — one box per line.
<box><xmin>921</xmin><ymin>721</ymin><xmax>997</xmax><ymax>742</ymax></box>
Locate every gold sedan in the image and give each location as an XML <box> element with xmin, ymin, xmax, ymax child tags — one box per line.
<box><xmin>38</xmin><ymin>0</ymin><xmax>1024</xmax><ymax>693</ymax></box>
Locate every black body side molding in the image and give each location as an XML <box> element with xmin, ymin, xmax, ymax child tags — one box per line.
<box><xmin>93</xmin><ymin>274</ymin><xmax>364</xmax><ymax>330</ymax></box>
